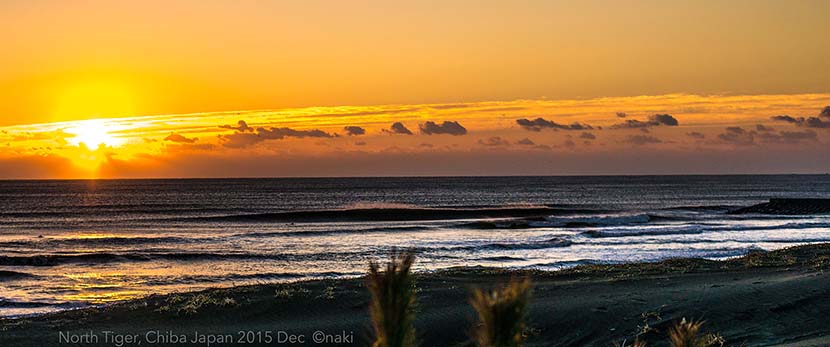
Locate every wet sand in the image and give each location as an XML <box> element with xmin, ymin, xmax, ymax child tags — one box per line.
<box><xmin>3</xmin><ymin>243</ymin><xmax>830</xmax><ymax>346</ymax></box>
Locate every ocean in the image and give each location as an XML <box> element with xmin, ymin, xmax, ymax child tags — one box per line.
<box><xmin>1</xmin><ymin>175</ymin><xmax>830</xmax><ymax>317</ymax></box>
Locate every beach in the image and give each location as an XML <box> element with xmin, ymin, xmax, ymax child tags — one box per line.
<box><xmin>3</xmin><ymin>243</ymin><xmax>830</xmax><ymax>346</ymax></box>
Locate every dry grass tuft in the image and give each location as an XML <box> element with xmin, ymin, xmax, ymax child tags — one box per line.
<box><xmin>668</xmin><ymin>318</ymin><xmax>724</xmax><ymax>347</ymax></box>
<box><xmin>470</xmin><ymin>278</ymin><xmax>532</xmax><ymax>347</ymax></box>
<box><xmin>368</xmin><ymin>253</ymin><xmax>417</xmax><ymax>347</ymax></box>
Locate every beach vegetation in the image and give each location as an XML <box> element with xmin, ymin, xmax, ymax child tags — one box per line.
<box><xmin>470</xmin><ymin>278</ymin><xmax>532</xmax><ymax>347</ymax></box>
<box><xmin>274</xmin><ymin>285</ymin><xmax>312</xmax><ymax>299</ymax></box>
<box><xmin>667</xmin><ymin>318</ymin><xmax>724</xmax><ymax>347</ymax></box>
<box><xmin>154</xmin><ymin>292</ymin><xmax>238</xmax><ymax>316</ymax></box>
<box><xmin>367</xmin><ymin>252</ymin><xmax>418</xmax><ymax>347</ymax></box>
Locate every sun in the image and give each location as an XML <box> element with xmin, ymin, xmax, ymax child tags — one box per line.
<box><xmin>66</xmin><ymin>119</ymin><xmax>125</xmax><ymax>148</ymax></box>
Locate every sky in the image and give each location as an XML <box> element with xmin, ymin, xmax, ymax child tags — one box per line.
<box><xmin>0</xmin><ymin>0</ymin><xmax>828</xmax><ymax>178</ymax></box>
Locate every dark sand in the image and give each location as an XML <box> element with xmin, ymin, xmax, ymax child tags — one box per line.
<box><xmin>3</xmin><ymin>244</ymin><xmax>830</xmax><ymax>346</ymax></box>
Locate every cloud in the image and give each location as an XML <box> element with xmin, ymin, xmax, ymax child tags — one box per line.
<box><xmin>771</xmin><ymin>115</ymin><xmax>830</xmax><ymax>129</ymax></box>
<box><xmin>516</xmin><ymin>138</ymin><xmax>535</xmax><ymax>146</ymax></box>
<box><xmin>516</xmin><ymin>117</ymin><xmax>593</xmax><ymax>131</ymax></box>
<box><xmin>257</xmin><ymin>127</ymin><xmax>335</xmax><ymax>140</ymax></box>
<box><xmin>755</xmin><ymin>124</ymin><xmax>774</xmax><ymax>132</ymax></box>
<box><xmin>383</xmin><ymin>122</ymin><xmax>413</xmax><ymax>135</ymax></box>
<box><xmin>611</xmin><ymin>114</ymin><xmax>679</xmax><ymax>129</ymax></box>
<box><xmin>164</xmin><ymin>133</ymin><xmax>198</xmax><ymax>143</ymax></box>
<box><xmin>804</xmin><ymin>117</ymin><xmax>830</xmax><ymax>128</ymax></box>
<box><xmin>771</xmin><ymin>115</ymin><xmax>801</xmax><ymax>124</ymax></box>
<box><xmin>478</xmin><ymin>136</ymin><xmax>510</xmax><ymax>147</ymax></box>
<box><xmin>717</xmin><ymin>126</ymin><xmax>755</xmax><ymax>146</ymax></box>
<box><xmin>166</xmin><ymin>143</ymin><xmax>216</xmax><ymax>151</ymax></box>
<box><xmin>717</xmin><ymin>125</ymin><xmax>819</xmax><ymax>146</ymax></box>
<box><xmin>770</xmin><ymin>106</ymin><xmax>830</xmax><ymax>129</ymax></box>
<box><xmin>419</xmin><ymin>121</ymin><xmax>468</xmax><ymax>135</ymax></box>
<box><xmin>579</xmin><ymin>132</ymin><xmax>596</xmax><ymax>140</ymax></box>
<box><xmin>343</xmin><ymin>126</ymin><xmax>366</xmax><ymax>136</ymax></box>
<box><xmin>686</xmin><ymin>132</ymin><xmax>705</xmax><ymax>139</ymax></box>
<box><xmin>624</xmin><ymin>135</ymin><xmax>663</xmax><ymax>145</ymax></box>
<box><xmin>220</xmin><ymin>126</ymin><xmax>335</xmax><ymax>148</ymax></box>
<box><xmin>758</xmin><ymin>130</ymin><xmax>818</xmax><ymax>144</ymax></box>
<box><xmin>220</xmin><ymin>120</ymin><xmax>254</xmax><ymax>132</ymax></box>
<box><xmin>616</xmin><ymin>112</ymin><xmax>627</xmax><ymax>118</ymax></box>
<box><xmin>219</xmin><ymin>133</ymin><xmax>261</xmax><ymax>148</ymax></box>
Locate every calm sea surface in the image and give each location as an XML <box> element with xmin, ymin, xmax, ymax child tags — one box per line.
<box><xmin>2</xmin><ymin>175</ymin><xmax>830</xmax><ymax>316</ymax></box>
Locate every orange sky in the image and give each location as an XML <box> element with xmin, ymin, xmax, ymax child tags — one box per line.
<box><xmin>2</xmin><ymin>94</ymin><xmax>829</xmax><ymax>178</ymax></box>
<box><xmin>1</xmin><ymin>1</ymin><xmax>828</xmax><ymax>178</ymax></box>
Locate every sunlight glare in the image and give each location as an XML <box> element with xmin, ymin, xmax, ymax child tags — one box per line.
<box><xmin>66</xmin><ymin>120</ymin><xmax>125</xmax><ymax>148</ymax></box>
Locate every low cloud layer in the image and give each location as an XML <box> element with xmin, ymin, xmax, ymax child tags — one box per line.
<box><xmin>516</xmin><ymin>138</ymin><xmax>535</xmax><ymax>146</ymax></box>
<box><xmin>611</xmin><ymin>114</ymin><xmax>679</xmax><ymax>129</ymax></box>
<box><xmin>221</xmin><ymin>126</ymin><xmax>335</xmax><ymax>148</ymax></box>
<box><xmin>625</xmin><ymin>134</ymin><xmax>663</xmax><ymax>145</ymax></box>
<box><xmin>220</xmin><ymin>120</ymin><xmax>254</xmax><ymax>132</ymax></box>
<box><xmin>718</xmin><ymin>127</ymin><xmax>755</xmax><ymax>146</ymax></box>
<box><xmin>771</xmin><ymin>106</ymin><xmax>830</xmax><ymax>129</ymax></box>
<box><xmin>383</xmin><ymin>122</ymin><xmax>413</xmax><ymax>135</ymax></box>
<box><xmin>164</xmin><ymin>133</ymin><xmax>198</xmax><ymax>143</ymax></box>
<box><xmin>516</xmin><ymin>117</ymin><xmax>593</xmax><ymax>131</ymax></box>
<box><xmin>343</xmin><ymin>126</ymin><xmax>366</xmax><ymax>136</ymax></box>
<box><xmin>478</xmin><ymin>136</ymin><xmax>510</xmax><ymax>147</ymax></box>
<box><xmin>686</xmin><ymin>132</ymin><xmax>705</xmax><ymax>139</ymax></box>
<box><xmin>419</xmin><ymin>121</ymin><xmax>468</xmax><ymax>136</ymax></box>
<box><xmin>717</xmin><ymin>126</ymin><xmax>818</xmax><ymax>146</ymax></box>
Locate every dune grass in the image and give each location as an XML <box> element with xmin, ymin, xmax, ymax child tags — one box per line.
<box><xmin>470</xmin><ymin>278</ymin><xmax>532</xmax><ymax>347</ymax></box>
<box><xmin>367</xmin><ymin>253</ymin><xmax>418</xmax><ymax>347</ymax></box>
<box><xmin>668</xmin><ymin>318</ymin><xmax>724</xmax><ymax>347</ymax></box>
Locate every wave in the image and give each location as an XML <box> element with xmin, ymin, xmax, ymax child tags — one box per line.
<box><xmin>139</xmin><ymin>271</ymin><xmax>362</xmax><ymax>286</ymax></box>
<box><xmin>0</xmin><ymin>270</ymin><xmax>37</xmax><ymax>280</ymax></box>
<box><xmin>729</xmin><ymin>198</ymin><xmax>830</xmax><ymax>215</ymax></box>
<box><xmin>584</xmin><ymin>221</ymin><xmax>830</xmax><ymax>239</ymax></box>
<box><xmin>708</xmin><ymin>222</ymin><xmax>830</xmax><ymax>233</ymax></box>
<box><xmin>474</xmin><ymin>256</ymin><xmax>527</xmax><ymax>262</ymax></box>
<box><xmin>0</xmin><ymin>236</ymin><xmax>195</xmax><ymax>248</ymax></box>
<box><xmin>473</xmin><ymin>237</ymin><xmax>573</xmax><ymax>251</ymax></box>
<box><xmin>457</xmin><ymin>213</ymin><xmax>655</xmax><ymax>230</ymax></box>
<box><xmin>528</xmin><ymin>259</ymin><xmax>612</xmax><ymax>269</ymax></box>
<box><xmin>582</xmin><ymin>225</ymin><xmax>704</xmax><ymax>238</ymax></box>
<box><xmin>196</xmin><ymin>206</ymin><xmax>584</xmax><ymax>223</ymax></box>
<box><xmin>536</xmin><ymin>213</ymin><xmax>652</xmax><ymax>228</ymax></box>
<box><xmin>432</xmin><ymin>237</ymin><xmax>573</xmax><ymax>252</ymax></box>
<box><xmin>454</xmin><ymin>220</ymin><xmax>536</xmax><ymax>229</ymax></box>
<box><xmin>588</xmin><ymin>237</ymin><xmax>830</xmax><ymax>247</ymax></box>
<box><xmin>0</xmin><ymin>251</ymin><xmax>369</xmax><ymax>267</ymax></box>
<box><xmin>237</xmin><ymin>225</ymin><xmax>432</xmax><ymax>238</ymax></box>
<box><xmin>0</xmin><ymin>299</ymin><xmax>83</xmax><ymax>309</ymax></box>
<box><xmin>661</xmin><ymin>205</ymin><xmax>738</xmax><ymax>212</ymax></box>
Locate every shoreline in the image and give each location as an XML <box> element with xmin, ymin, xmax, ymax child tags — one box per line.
<box><xmin>3</xmin><ymin>243</ymin><xmax>830</xmax><ymax>346</ymax></box>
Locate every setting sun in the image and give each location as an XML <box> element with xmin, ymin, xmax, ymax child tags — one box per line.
<box><xmin>66</xmin><ymin>119</ymin><xmax>125</xmax><ymax>148</ymax></box>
